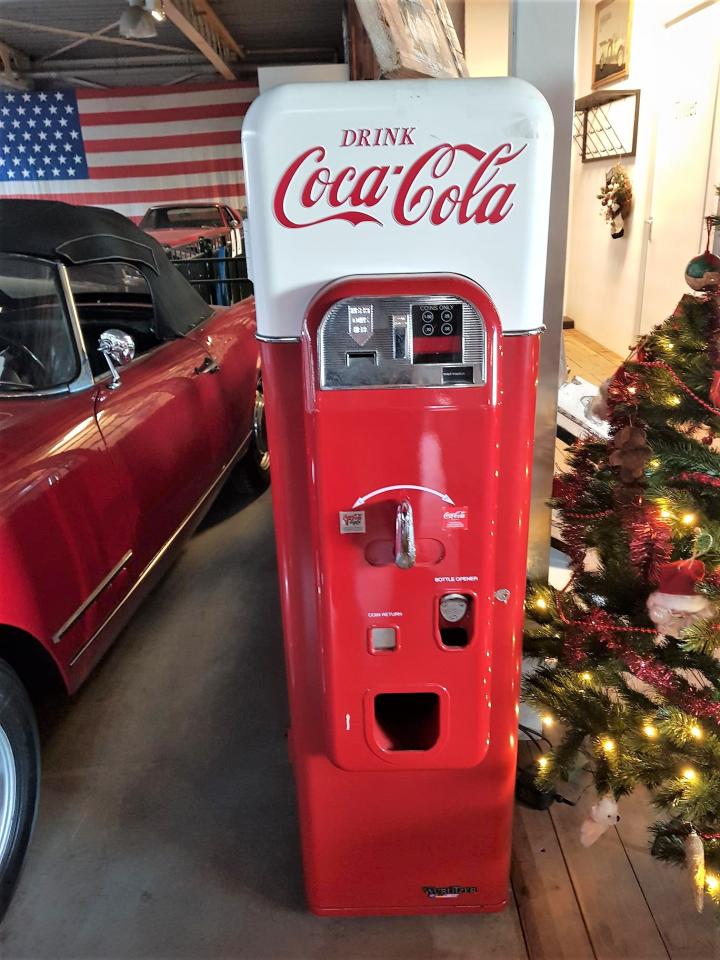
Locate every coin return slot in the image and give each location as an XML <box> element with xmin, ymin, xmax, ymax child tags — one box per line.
<box><xmin>370</xmin><ymin>627</ymin><xmax>397</xmax><ymax>651</ymax></box>
<box><xmin>346</xmin><ymin>351</ymin><xmax>377</xmax><ymax>367</ymax></box>
<box><xmin>373</xmin><ymin>693</ymin><xmax>440</xmax><ymax>751</ymax></box>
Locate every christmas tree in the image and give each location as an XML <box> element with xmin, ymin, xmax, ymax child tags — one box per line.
<box><xmin>524</xmin><ymin>214</ymin><xmax>720</xmax><ymax>912</ymax></box>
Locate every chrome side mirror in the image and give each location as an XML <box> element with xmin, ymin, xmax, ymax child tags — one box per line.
<box><xmin>98</xmin><ymin>329</ymin><xmax>135</xmax><ymax>390</ymax></box>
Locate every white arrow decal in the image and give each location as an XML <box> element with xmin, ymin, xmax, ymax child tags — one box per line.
<box><xmin>352</xmin><ymin>484</ymin><xmax>455</xmax><ymax>508</ymax></box>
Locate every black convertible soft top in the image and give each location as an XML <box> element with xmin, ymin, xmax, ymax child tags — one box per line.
<box><xmin>0</xmin><ymin>199</ymin><xmax>212</xmax><ymax>338</ymax></box>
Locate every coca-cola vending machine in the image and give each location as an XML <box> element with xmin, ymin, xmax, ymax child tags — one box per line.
<box><xmin>242</xmin><ymin>78</ymin><xmax>553</xmax><ymax>915</ymax></box>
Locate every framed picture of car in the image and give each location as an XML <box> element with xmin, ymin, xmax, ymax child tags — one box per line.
<box><xmin>592</xmin><ymin>0</ymin><xmax>633</xmax><ymax>90</ymax></box>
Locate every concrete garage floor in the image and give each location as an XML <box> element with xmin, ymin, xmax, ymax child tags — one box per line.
<box><xmin>1</xmin><ymin>488</ymin><xmax>526</xmax><ymax>960</ymax></box>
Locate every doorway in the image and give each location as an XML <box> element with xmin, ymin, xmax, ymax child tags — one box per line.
<box><xmin>638</xmin><ymin>2</ymin><xmax>720</xmax><ymax>334</ymax></box>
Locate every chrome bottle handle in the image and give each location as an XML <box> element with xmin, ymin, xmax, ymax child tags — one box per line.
<box><xmin>395</xmin><ymin>499</ymin><xmax>416</xmax><ymax>569</ymax></box>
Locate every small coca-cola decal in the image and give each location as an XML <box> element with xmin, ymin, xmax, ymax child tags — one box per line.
<box><xmin>442</xmin><ymin>506</ymin><xmax>469</xmax><ymax>530</ymax></box>
<box><xmin>339</xmin><ymin>510</ymin><xmax>366</xmax><ymax>533</ymax></box>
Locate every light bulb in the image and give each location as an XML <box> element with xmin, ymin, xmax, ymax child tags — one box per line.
<box><xmin>660</xmin><ymin>508</ymin><xmax>673</xmax><ymax>519</ymax></box>
<box><xmin>643</xmin><ymin>724</ymin><xmax>657</xmax><ymax>738</ymax></box>
<box><xmin>535</xmin><ymin>597</ymin><xmax>547</xmax><ymax>610</ymax></box>
<box><xmin>707</xmin><ymin>874</ymin><xmax>719</xmax><ymax>893</ymax></box>
<box><xmin>682</xmin><ymin>767</ymin><xmax>697</xmax><ymax>782</ymax></box>
<box><xmin>602</xmin><ymin>738</ymin><xmax>616</xmax><ymax>753</ymax></box>
<box><xmin>681</xmin><ymin>513</ymin><xmax>697</xmax><ymax>526</ymax></box>
<box><xmin>538</xmin><ymin>756</ymin><xmax>549</xmax><ymax>771</ymax></box>
<box><xmin>542</xmin><ymin>715</ymin><xmax>554</xmax><ymax>728</ymax></box>
<box><xmin>581</xmin><ymin>671</ymin><xmax>592</xmax><ymax>682</ymax></box>
<box><xmin>690</xmin><ymin>724</ymin><xmax>703</xmax><ymax>740</ymax></box>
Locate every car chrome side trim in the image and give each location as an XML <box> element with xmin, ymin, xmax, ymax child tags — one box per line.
<box><xmin>53</xmin><ymin>550</ymin><xmax>134</xmax><ymax>645</ymax></box>
<box><xmin>69</xmin><ymin>438</ymin><xmax>248</xmax><ymax>669</ymax></box>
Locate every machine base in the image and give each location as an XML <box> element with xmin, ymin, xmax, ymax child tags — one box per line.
<box><xmin>310</xmin><ymin>898</ymin><xmax>508</xmax><ymax>917</ymax></box>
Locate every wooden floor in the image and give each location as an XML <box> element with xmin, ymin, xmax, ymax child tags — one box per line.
<box><xmin>564</xmin><ymin>327</ymin><xmax>624</xmax><ymax>386</ymax></box>
<box><xmin>513</xmin><ymin>329</ymin><xmax>719</xmax><ymax>960</ymax></box>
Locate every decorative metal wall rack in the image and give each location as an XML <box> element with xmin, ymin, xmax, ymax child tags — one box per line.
<box><xmin>573</xmin><ymin>89</ymin><xmax>640</xmax><ymax>163</ymax></box>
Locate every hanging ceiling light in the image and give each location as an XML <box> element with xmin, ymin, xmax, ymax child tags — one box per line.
<box><xmin>119</xmin><ymin>0</ymin><xmax>158</xmax><ymax>38</ymax></box>
<box><xmin>145</xmin><ymin>0</ymin><xmax>166</xmax><ymax>22</ymax></box>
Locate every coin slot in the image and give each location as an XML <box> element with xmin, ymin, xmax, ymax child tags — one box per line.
<box><xmin>373</xmin><ymin>693</ymin><xmax>440</xmax><ymax>751</ymax></box>
<box><xmin>346</xmin><ymin>351</ymin><xmax>377</xmax><ymax>367</ymax></box>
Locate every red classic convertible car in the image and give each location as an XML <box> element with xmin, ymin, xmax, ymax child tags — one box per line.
<box><xmin>0</xmin><ymin>199</ymin><xmax>268</xmax><ymax>917</ymax></box>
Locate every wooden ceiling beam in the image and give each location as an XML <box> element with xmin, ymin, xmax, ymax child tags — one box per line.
<box><xmin>163</xmin><ymin>0</ymin><xmax>239</xmax><ymax>79</ymax></box>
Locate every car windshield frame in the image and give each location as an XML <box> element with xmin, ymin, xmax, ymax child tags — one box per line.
<box><xmin>0</xmin><ymin>253</ymin><xmax>94</xmax><ymax>398</ymax></box>
<box><xmin>140</xmin><ymin>206</ymin><xmax>225</xmax><ymax>231</ymax></box>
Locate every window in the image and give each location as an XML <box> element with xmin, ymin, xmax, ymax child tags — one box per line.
<box><xmin>0</xmin><ymin>257</ymin><xmax>79</xmax><ymax>392</ymax></box>
<box><xmin>140</xmin><ymin>206</ymin><xmax>224</xmax><ymax>230</ymax></box>
<box><xmin>68</xmin><ymin>262</ymin><xmax>162</xmax><ymax>378</ymax></box>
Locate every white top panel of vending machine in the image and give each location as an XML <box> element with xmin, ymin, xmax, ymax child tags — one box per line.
<box><xmin>241</xmin><ymin>77</ymin><xmax>553</xmax><ymax>339</ymax></box>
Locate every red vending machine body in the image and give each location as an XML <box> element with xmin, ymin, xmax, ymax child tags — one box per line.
<box><xmin>243</xmin><ymin>77</ymin><xmax>552</xmax><ymax>915</ymax></box>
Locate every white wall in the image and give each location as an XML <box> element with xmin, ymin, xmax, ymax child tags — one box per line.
<box><xmin>565</xmin><ymin>0</ymin><xmax>720</xmax><ymax>356</ymax></box>
<box><xmin>465</xmin><ymin>0</ymin><xmax>510</xmax><ymax>76</ymax></box>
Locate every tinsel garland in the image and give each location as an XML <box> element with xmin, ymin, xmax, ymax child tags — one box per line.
<box><xmin>554</xmin><ymin>588</ymin><xmax>720</xmax><ymax>727</ymax></box>
<box><xmin>627</xmin><ymin>507</ymin><xmax>673</xmax><ymax>584</ymax></box>
<box><xmin>677</xmin><ymin>471</ymin><xmax>720</xmax><ymax>489</ymax></box>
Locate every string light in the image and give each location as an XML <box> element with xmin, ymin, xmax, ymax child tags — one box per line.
<box><xmin>660</xmin><ymin>507</ymin><xmax>673</xmax><ymax>519</ymax></box>
<box><xmin>602</xmin><ymin>738</ymin><xmax>616</xmax><ymax>754</ymax></box>
<box><xmin>682</xmin><ymin>767</ymin><xmax>697</xmax><ymax>782</ymax></box>
<box><xmin>643</xmin><ymin>724</ymin><xmax>658</xmax><ymax>738</ymax></box>
<box><xmin>707</xmin><ymin>874</ymin><xmax>719</xmax><ymax>894</ymax></box>
<box><xmin>535</xmin><ymin>597</ymin><xmax>547</xmax><ymax>610</ymax></box>
<box><xmin>690</xmin><ymin>724</ymin><xmax>703</xmax><ymax>740</ymax></box>
<box><xmin>581</xmin><ymin>671</ymin><xmax>592</xmax><ymax>682</ymax></box>
<box><xmin>538</xmin><ymin>756</ymin><xmax>549</xmax><ymax>771</ymax></box>
<box><xmin>681</xmin><ymin>513</ymin><xmax>697</xmax><ymax>526</ymax></box>
<box><xmin>668</xmin><ymin>394</ymin><xmax>682</xmax><ymax>406</ymax></box>
<box><xmin>542</xmin><ymin>714</ymin><xmax>555</xmax><ymax>728</ymax></box>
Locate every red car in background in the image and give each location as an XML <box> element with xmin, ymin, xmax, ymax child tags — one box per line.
<box><xmin>140</xmin><ymin>201</ymin><xmax>244</xmax><ymax>260</ymax></box>
<box><xmin>0</xmin><ymin>199</ymin><xmax>268</xmax><ymax>919</ymax></box>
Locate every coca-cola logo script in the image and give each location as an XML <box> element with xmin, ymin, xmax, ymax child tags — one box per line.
<box><xmin>273</xmin><ymin>142</ymin><xmax>526</xmax><ymax>229</ymax></box>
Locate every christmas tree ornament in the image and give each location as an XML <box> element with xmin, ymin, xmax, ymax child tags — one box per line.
<box><xmin>686</xmin><ymin>251</ymin><xmax>720</xmax><ymax>292</ymax></box>
<box><xmin>646</xmin><ymin>559</ymin><xmax>714</xmax><ymax>639</ymax></box>
<box><xmin>685</xmin><ymin>217</ymin><xmax>720</xmax><ymax>291</ymax></box>
<box><xmin>709</xmin><ymin>371</ymin><xmax>720</xmax><ymax>409</ymax></box>
<box><xmin>580</xmin><ymin>796</ymin><xmax>620</xmax><ymax>847</ymax></box>
<box><xmin>589</xmin><ymin>377</ymin><xmax>611</xmax><ymax>421</ymax></box>
<box><xmin>684</xmin><ymin>829</ymin><xmax>706</xmax><ymax>913</ymax></box>
<box><xmin>609</xmin><ymin>425</ymin><xmax>651</xmax><ymax>483</ymax></box>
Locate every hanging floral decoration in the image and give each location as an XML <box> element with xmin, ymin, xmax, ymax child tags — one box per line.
<box><xmin>598</xmin><ymin>163</ymin><xmax>633</xmax><ymax>239</ymax></box>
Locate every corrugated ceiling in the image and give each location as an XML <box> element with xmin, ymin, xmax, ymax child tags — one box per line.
<box><xmin>0</xmin><ymin>0</ymin><xmax>345</xmax><ymax>88</ymax></box>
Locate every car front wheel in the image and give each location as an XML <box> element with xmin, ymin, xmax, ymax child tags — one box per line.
<box><xmin>0</xmin><ymin>659</ymin><xmax>40</xmax><ymax>922</ymax></box>
<box><xmin>231</xmin><ymin>381</ymin><xmax>271</xmax><ymax>495</ymax></box>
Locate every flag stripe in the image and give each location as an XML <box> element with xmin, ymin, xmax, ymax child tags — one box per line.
<box><xmin>7</xmin><ymin>169</ymin><xmax>241</xmax><ymax>195</ymax></box>
<box><xmin>81</xmin><ymin>115</ymin><xmax>244</xmax><ymax>140</ymax></box>
<box><xmin>90</xmin><ymin>156</ymin><xmax>242</xmax><ymax>180</ymax></box>
<box><xmin>79</xmin><ymin>100</ymin><xmax>250</xmax><ymax>127</ymax></box>
<box><xmin>84</xmin><ymin>129</ymin><xmax>241</xmax><ymax>153</ymax></box>
<box><xmin>78</xmin><ymin>87</ymin><xmax>256</xmax><ymax>114</ymax></box>
<box><xmin>88</xmin><ymin>142</ymin><xmax>241</xmax><ymax>166</ymax></box>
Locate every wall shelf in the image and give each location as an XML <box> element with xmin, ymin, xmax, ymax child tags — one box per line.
<box><xmin>573</xmin><ymin>89</ymin><xmax>640</xmax><ymax>163</ymax></box>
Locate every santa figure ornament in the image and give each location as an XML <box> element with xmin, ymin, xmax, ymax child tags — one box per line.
<box><xmin>646</xmin><ymin>559</ymin><xmax>714</xmax><ymax>639</ymax></box>
<box><xmin>580</xmin><ymin>796</ymin><xmax>620</xmax><ymax>847</ymax></box>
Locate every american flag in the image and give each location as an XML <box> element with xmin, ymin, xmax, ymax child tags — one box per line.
<box><xmin>0</xmin><ymin>81</ymin><xmax>256</xmax><ymax>221</ymax></box>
